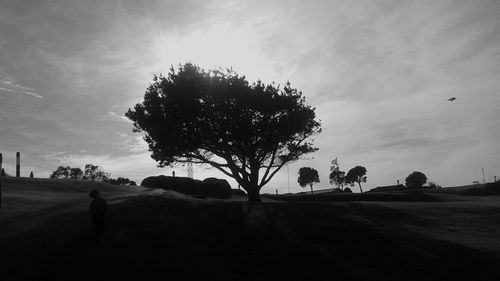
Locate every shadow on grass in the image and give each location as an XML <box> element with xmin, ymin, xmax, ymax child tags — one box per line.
<box><xmin>2</xmin><ymin>196</ymin><xmax>499</xmax><ymax>281</ymax></box>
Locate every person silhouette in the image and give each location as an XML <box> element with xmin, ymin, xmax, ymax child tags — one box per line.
<box><xmin>89</xmin><ymin>189</ymin><xmax>108</xmax><ymax>245</ymax></box>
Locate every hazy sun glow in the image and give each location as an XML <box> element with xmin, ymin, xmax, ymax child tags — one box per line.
<box><xmin>152</xmin><ymin>23</ymin><xmax>275</xmax><ymax>82</ymax></box>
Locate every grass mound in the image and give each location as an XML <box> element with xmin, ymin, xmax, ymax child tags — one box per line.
<box><xmin>267</xmin><ymin>189</ymin><xmax>440</xmax><ymax>202</ymax></box>
<box><xmin>0</xmin><ymin>177</ymin><xmax>142</xmax><ymax>215</ymax></box>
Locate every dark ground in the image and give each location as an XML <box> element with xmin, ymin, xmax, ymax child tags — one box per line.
<box><xmin>1</xmin><ymin>194</ymin><xmax>500</xmax><ymax>281</ymax></box>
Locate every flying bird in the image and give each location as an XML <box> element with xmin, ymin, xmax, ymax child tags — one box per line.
<box><xmin>448</xmin><ymin>97</ymin><xmax>456</xmax><ymax>101</ymax></box>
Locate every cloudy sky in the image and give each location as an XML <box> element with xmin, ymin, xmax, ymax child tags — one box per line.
<box><xmin>1</xmin><ymin>0</ymin><xmax>499</xmax><ymax>193</ymax></box>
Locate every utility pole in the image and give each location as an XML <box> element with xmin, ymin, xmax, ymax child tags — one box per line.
<box><xmin>482</xmin><ymin>166</ymin><xmax>486</xmax><ymax>184</ymax></box>
<box><xmin>16</xmin><ymin>152</ymin><xmax>20</xmax><ymax>177</ymax></box>
<box><xmin>287</xmin><ymin>164</ymin><xmax>291</xmax><ymax>193</ymax></box>
<box><xmin>0</xmin><ymin>153</ymin><xmax>2</xmax><ymax>209</ymax></box>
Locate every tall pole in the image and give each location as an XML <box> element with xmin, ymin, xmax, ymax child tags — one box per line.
<box><xmin>0</xmin><ymin>153</ymin><xmax>2</xmax><ymax>209</ymax></box>
<box><xmin>482</xmin><ymin>166</ymin><xmax>485</xmax><ymax>184</ymax></box>
<box><xmin>287</xmin><ymin>164</ymin><xmax>290</xmax><ymax>193</ymax></box>
<box><xmin>16</xmin><ymin>152</ymin><xmax>20</xmax><ymax>178</ymax></box>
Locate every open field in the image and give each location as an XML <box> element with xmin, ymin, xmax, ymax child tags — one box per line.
<box><xmin>1</xmin><ymin>178</ymin><xmax>500</xmax><ymax>281</ymax></box>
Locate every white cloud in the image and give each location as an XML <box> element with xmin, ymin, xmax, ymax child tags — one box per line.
<box><xmin>24</xmin><ymin>91</ymin><xmax>43</xmax><ymax>98</ymax></box>
<box><xmin>0</xmin><ymin>76</ymin><xmax>42</xmax><ymax>98</ymax></box>
<box><xmin>0</xmin><ymin>86</ymin><xmax>14</xmax><ymax>92</ymax></box>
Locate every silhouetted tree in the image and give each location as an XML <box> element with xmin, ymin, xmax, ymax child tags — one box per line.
<box><xmin>298</xmin><ymin>167</ymin><xmax>320</xmax><ymax>194</ymax></box>
<box><xmin>1</xmin><ymin>168</ymin><xmax>12</xmax><ymax>177</ymax></box>
<box><xmin>106</xmin><ymin>177</ymin><xmax>134</xmax><ymax>185</ymax></box>
<box><xmin>345</xmin><ymin>166</ymin><xmax>367</xmax><ymax>193</ymax></box>
<box><xmin>329</xmin><ymin>170</ymin><xmax>346</xmax><ymax>190</ymax></box>
<box><xmin>50</xmin><ymin>166</ymin><xmax>71</xmax><ymax>179</ymax></box>
<box><xmin>69</xmin><ymin>167</ymin><xmax>83</xmax><ymax>179</ymax></box>
<box><xmin>428</xmin><ymin>181</ymin><xmax>441</xmax><ymax>189</ymax></box>
<box><xmin>83</xmin><ymin>164</ymin><xmax>109</xmax><ymax>182</ymax></box>
<box><xmin>126</xmin><ymin>63</ymin><xmax>321</xmax><ymax>202</ymax></box>
<box><xmin>405</xmin><ymin>171</ymin><xmax>427</xmax><ymax>188</ymax></box>
<box><xmin>116</xmin><ymin>177</ymin><xmax>130</xmax><ymax>185</ymax></box>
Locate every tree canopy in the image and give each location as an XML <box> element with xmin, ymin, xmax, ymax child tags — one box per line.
<box><xmin>70</xmin><ymin>167</ymin><xmax>83</xmax><ymax>179</ymax></box>
<box><xmin>329</xmin><ymin>170</ymin><xmax>346</xmax><ymax>190</ymax></box>
<box><xmin>405</xmin><ymin>171</ymin><xmax>427</xmax><ymax>188</ymax></box>
<box><xmin>50</xmin><ymin>166</ymin><xmax>71</xmax><ymax>179</ymax></box>
<box><xmin>83</xmin><ymin>164</ymin><xmax>109</xmax><ymax>182</ymax></box>
<box><xmin>126</xmin><ymin>63</ymin><xmax>321</xmax><ymax>201</ymax></box>
<box><xmin>297</xmin><ymin>167</ymin><xmax>320</xmax><ymax>194</ymax></box>
<box><xmin>49</xmin><ymin>164</ymin><xmax>109</xmax><ymax>182</ymax></box>
<box><xmin>345</xmin><ymin>166</ymin><xmax>367</xmax><ymax>193</ymax></box>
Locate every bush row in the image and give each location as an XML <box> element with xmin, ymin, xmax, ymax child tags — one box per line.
<box><xmin>141</xmin><ymin>176</ymin><xmax>232</xmax><ymax>199</ymax></box>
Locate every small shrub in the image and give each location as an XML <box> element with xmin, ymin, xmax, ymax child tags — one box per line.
<box><xmin>202</xmin><ymin>178</ymin><xmax>232</xmax><ymax>199</ymax></box>
<box><xmin>344</xmin><ymin>187</ymin><xmax>353</xmax><ymax>193</ymax></box>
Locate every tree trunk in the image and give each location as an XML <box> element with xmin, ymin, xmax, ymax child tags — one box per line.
<box><xmin>358</xmin><ymin>182</ymin><xmax>363</xmax><ymax>193</ymax></box>
<box><xmin>310</xmin><ymin>184</ymin><xmax>314</xmax><ymax>194</ymax></box>
<box><xmin>246</xmin><ymin>163</ymin><xmax>261</xmax><ymax>202</ymax></box>
<box><xmin>247</xmin><ymin>187</ymin><xmax>261</xmax><ymax>202</ymax></box>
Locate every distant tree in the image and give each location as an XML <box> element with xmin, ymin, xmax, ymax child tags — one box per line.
<box><xmin>83</xmin><ymin>164</ymin><xmax>109</xmax><ymax>182</ymax></box>
<box><xmin>69</xmin><ymin>167</ymin><xmax>83</xmax><ymax>179</ymax></box>
<box><xmin>129</xmin><ymin>181</ymin><xmax>137</xmax><ymax>186</ymax></box>
<box><xmin>106</xmin><ymin>177</ymin><xmax>134</xmax><ymax>185</ymax></box>
<box><xmin>329</xmin><ymin>170</ymin><xmax>346</xmax><ymax>190</ymax></box>
<box><xmin>297</xmin><ymin>167</ymin><xmax>320</xmax><ymax>194</ymax></box>
<box><xmin>345</xmin><ymin>166</ymin><xmax>367</xmax><ymax>193</ymax></box>
<box><xmin>125</xmin><ymin>63</ymin><xmax>321</xmax><ymax>202</ymax></box>
<box><xmin>428</xmin><ymin>181</ymin><xmax>441</xmax><ymax>189</ymax></box>
<box><xmin>116</xmin><ymin>177</ymin><xmax>130</xmax><ymax>185</ymax></box>
<box><xmin>50</xmin><ymin>166</ymin><xmax>71</xmax><ymax>179</ymax></box>
<box><xmin>106</xmin><ymin>178</ymin><xmax>117</xmax><ymax>185</ymax></box>
<box><xmin>29</xmin><ymin>171</ymin><xmax>34</xmax><ymax>178</ymax></box>
<box><xmin>2</xmin><ymin>168</ymin><xmax>12</xmax><ymax>177</ymax></box>
<box><xmin>405</xmin><ymin>171</ymin><xmax>427</xmax><ymax>188</ymax></box>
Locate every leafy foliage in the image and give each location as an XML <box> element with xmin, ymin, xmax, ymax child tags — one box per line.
<box><xmin>405</xmin><ymin>171</ymin><xmax>427</xmax><ymax>188</ymax></box>
<box><xmin>50</xmin><ymin>166</ymin><xmax>71</xmax><ymax>179</ymax></box>
<box><xmin>297</xmin><ymin>167</ymin><xmax>320</xmax><ymax>194</ymax></box>
<box><xmin>329</xmin><ymin>170</ymin><xmax>346</xmax><ymax>190</ymax></box>
<box><xmin>49</xmin><ymin>164</ymin><xmax>110</xmax><ymax>182</ymax></box>
<box><xmin>107</xmin><ymin>177</ymin><xmax>134</xmax><ymax>185</ymax></box>
<box><xmin>126</xmin><ymin>63</ymin><xmax>321</xmax><ymax>201</ymax></box>
<box><xmin>69</xmin><ymin>167</ymin><xmax>83</xmax><ymax>179</ymax></box>
<box><xmin>345</xmin><ymin>166</ymin><xmax>367</xmax><ymax>193</ymax></box>
<box><xmin>83</xmin><ymin>164</ymin><xmax>110</xmax><ymax>182</ymax></box>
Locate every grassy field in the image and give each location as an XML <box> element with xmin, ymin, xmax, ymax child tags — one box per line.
<box><xmin>1</xmin><ymin>178</ymin><xmax>500</xmax><ymax>281</ymax></box>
